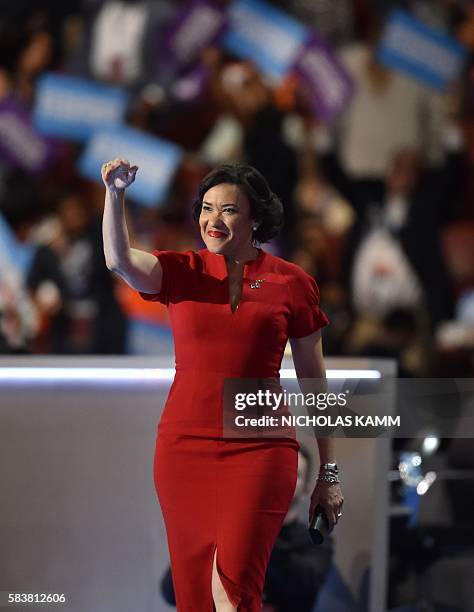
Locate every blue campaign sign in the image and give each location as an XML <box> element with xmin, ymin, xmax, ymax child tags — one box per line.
<box><xmin>33</xmin><ymin>73</ymin><xmax>128</xmax><ymax>141</ymax></box>
<box><xmin>0</xmin><ymin>213</ymin><xmax>35</xmax><ymax>279</ymax></box>
<box><xmin>78</xmin><ymin>126</ymin><xmax>183</xmax><ymax>207</ymax></box>
<box><xmin>223</xmin><ymin>0</ymin><xmax>308</xmax><ymax>81</ymax></box>
<box><xmin>376</xmin><ymin>10</ymin><xmax>466</xmax><ymax>91</ymax></box>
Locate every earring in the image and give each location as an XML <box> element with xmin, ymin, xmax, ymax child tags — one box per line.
<box><xmin>252</xmin><ymin>224</ymin><xmax>259</xmax><ymax>231</ymax></box>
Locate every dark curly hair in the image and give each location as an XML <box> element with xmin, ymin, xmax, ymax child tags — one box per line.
<box><xmin>191</xmin><ymin>164</ymin><xmax>284</xmax><ymax>244</ymax></box>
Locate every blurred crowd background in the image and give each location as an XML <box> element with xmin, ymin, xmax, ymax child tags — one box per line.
<box><xmin>1</xmin><ymin>2</ymin><xmax>474</xmax><ymax>610</ymax></box>
<box><xmin>0</xmin><ymin>0</ymin><xmax>473</xmax><ymax>376</ymax></box>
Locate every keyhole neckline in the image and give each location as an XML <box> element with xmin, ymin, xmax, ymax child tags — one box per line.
<box><xmin>210</xmin><ymin>247</ymin><xmax>265</xmax><ymax>314</ymax></box>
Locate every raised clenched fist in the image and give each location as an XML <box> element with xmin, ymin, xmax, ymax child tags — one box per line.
<box><xmin>101</xmin><ymin>158</ymin><xmax>138</xmax><ymax>192</ymax></box>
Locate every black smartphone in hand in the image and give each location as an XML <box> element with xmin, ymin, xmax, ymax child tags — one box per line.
<box><xmin>308</xmin><ymin>504</ymin><xmax>330</xmax><ymax>545</ymax></box>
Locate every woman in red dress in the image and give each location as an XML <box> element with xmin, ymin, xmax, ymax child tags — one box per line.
<box><xmin>102</xmin><ymin>160</ymin><xmax>344</xmax><ymax>612</ymax></box>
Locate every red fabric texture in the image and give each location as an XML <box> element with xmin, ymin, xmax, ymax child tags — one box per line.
<box><xmin>140</xmin><ymin>248</ymin><xmax>329</xmax><ymax>611</ymax></box>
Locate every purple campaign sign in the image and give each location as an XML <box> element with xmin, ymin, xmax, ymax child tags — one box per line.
<box><xmin>170</xmin><ymin>63</ymin><xmax>210</xmax><ymax>103</ymax></box>
<box><xmin>0</xmin><ymin>98</ymin><xmax>56</xmax><ymax>173</ymax></box>
<box><xmin>292</xmin><ymin>31</ymin><xmax>354</xmax><ymax>123</ymax></box>
<box><xmin>162</xmin><ymin>0</ymin><xmax>227</xmax><ymax>69</ymax></box>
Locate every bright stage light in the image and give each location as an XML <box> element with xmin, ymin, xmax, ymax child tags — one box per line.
<box><xmin>0</xmin><ymin>367</ymin><xmax>381</xmax><ymax>383</ymax></box>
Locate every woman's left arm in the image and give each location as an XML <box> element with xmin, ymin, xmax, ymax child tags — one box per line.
<box><xmin>289</xmin><ymin>330</ymin><xmax>344</xmax><ymax>529</ymax></box>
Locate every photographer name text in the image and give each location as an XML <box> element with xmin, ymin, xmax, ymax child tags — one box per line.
<box><xmin>234</xmin><ymin>415</ymin><xmax>400</xmax><ymax>427</ymax></box>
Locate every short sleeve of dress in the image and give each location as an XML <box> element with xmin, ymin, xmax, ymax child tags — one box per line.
<box><xmin>287</xmin><ymin>268</ymin><xmax>329</xmax><ymax>338</ymax></box>
<box><xmin>138</xmin><ymin>250</ymin><xmax>194</xmax><ymax>306</ymax></box>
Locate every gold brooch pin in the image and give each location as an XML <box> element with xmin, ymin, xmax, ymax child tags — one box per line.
<box><xmin>249</xmin><ymin>279</ymin><xmax>265</xmax><ymax>289</ymax></box>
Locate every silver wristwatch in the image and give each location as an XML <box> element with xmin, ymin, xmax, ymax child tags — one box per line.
<box><xmin>320</xmin><ymin>462</ymin><xmax>339</xmax><ymax>473</ymax></box>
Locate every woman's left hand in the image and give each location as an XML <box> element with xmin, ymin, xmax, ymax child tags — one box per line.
<box><xmin>309</xmin><ymin>480</ymin><xmax>344</xmax><ymax>531</ymax></box>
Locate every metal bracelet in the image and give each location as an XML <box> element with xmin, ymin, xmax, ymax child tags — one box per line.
<box><xmin>318</xmin><ymin>472</ymin><xmax>341</xmax><ymax>484</ymax></box>
<box><xmin>319</xmin><ymin>468</ymin><xmax>339</xmax><ymax>475</ymax></box>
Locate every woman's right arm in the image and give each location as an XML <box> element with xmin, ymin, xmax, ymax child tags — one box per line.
<box><xmin>101</xmin><ymin>159</ymin><xmax>163</xmax><ymax>294</ymax></box>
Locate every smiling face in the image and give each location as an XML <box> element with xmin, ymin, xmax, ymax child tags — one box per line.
<box><xmin>199</xmin><ymin>183</ymin><xmax>256</xmax><ymax>257</ymax></box>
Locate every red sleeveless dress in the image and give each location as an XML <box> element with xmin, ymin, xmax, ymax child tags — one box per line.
<box><xmin>139</xmin><ymin>247</ymin><xmax>328</xmax><ymax>611</ymax></box>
